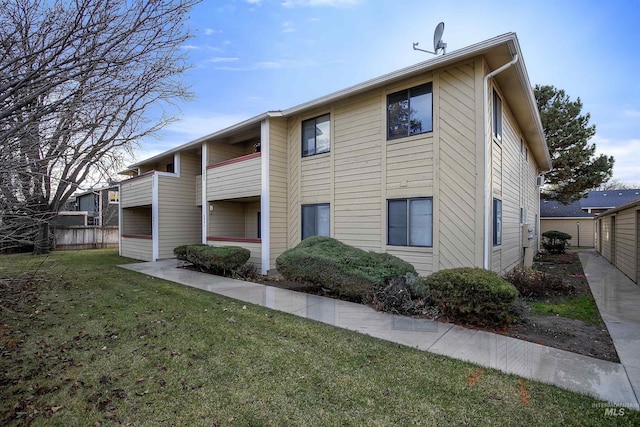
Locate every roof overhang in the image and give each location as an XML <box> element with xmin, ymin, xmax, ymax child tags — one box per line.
<box><xmin>126</xmin><ymin>33</ymin><xmax>551</xmax><ymax>172</ymax></box>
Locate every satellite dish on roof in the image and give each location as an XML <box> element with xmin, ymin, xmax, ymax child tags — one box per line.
<box><xmin>413</xmin><ymin>22</ymin><xmax>447</xmax><ymax>55</ymax></box>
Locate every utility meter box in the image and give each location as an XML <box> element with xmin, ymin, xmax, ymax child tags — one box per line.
<box><xmin>522</xmin><ymin>223</ymin><xmax>534</xmax><ymax>247</ymax></box>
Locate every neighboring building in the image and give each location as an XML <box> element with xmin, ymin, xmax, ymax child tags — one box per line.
<box><xmin>596</xmin><ymin>199</ymin><xmax>640</xmax><ymax>284</ymax></box>
<box><xmin>119</xmin><ymin>33</ymin><xmax>551</xmax><ymax>275</ymax></box>
<box><xmin>53</xmin><ymin>185</ymin><xmax>120</xmax><ymax>250</ymax></box>
<box><xmin>540</xmin><ymin>200</ymin><xmax>596</xmax><ymax>247</ymax></box>
<box><xmin>59</xmin><ymin>186</ymin><xmax>120</xmax><ymax>226</ymax></box>
<box><xmin>581</xmin><ymin>189</ymin><xmax>640</xmax><ymax>214</ymax></box>
<box><xmin>539</xmin><ymin>189</ymin><xmax>640</xmax><ymax>248</ymax></box>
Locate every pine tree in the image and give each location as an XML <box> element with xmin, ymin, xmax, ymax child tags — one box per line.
<box><xmin>534</xmin><ymin>85</ymin><xmax>614</xmax><ymax>204</ymax></box>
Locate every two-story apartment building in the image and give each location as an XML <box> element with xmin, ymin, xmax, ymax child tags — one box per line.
<box><xmin>119</xmin><ymin>32</ymin><xmax>551</xmax><ymax>276</ymax></box>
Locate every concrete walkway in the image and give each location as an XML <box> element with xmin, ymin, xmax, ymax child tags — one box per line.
<box><xmin>579</xmin><ymin>250</ymin><xmax>640</xmax><ymax>408</ymax></box>
<box><xmin>121</xmin><ymin>254</ymin><xmax>640</xmax><ymax>408</ymax></box>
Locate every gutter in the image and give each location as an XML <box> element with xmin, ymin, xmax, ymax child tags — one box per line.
<box><xmin>482</xmin><ymin>54</ymin><xmax>519</xmax><ymax>270</ymax></box>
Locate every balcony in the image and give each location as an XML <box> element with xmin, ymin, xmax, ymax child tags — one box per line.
<box><xmin>120</xmin><ymin>172</ymin><xmax>153</xmax><ymax>208</ymax></box>
<box><xmin>206</xmin><ymin>153</ymin><xmax>261</xmax><ymax>201</ymax></box>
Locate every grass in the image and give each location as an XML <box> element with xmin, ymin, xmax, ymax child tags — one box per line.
<box><xmin>1</xmin><ymin>249</ymin><xmax>638</xmax><ymax>426</ymax></box>
<box><xmin>531</xmin><ymin>295</ymin><xmax>603</xmax><ymax>325</ymax></box>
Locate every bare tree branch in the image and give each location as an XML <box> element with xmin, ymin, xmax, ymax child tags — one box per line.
<box><xmin>0</xmin><ymin>0</ymin><xmax>199</xmax><ymax>253</ymax></box>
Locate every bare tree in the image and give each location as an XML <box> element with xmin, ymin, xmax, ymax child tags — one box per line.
<box><xmin>592</xmin><ymin>178</ymin><xmax>640</xmax><ymax>191</ymax></box>
<box><xmin>0</xmin><ymin>0</ymin><xmax>199</xmax><ymax>254</ymax></box>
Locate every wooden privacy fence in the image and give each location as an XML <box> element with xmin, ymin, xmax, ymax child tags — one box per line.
<box><xmin>53</xmin><ymin>225</ymin><xmax>119</xmax><ymax>250</ymax></box>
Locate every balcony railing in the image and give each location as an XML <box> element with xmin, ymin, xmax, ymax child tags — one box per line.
<box><xmin>120</xmin><ymin>172</ymin><xmax>153</xmax><ymax>207</ymax></box>
<box><xmin>206</xmin><ymin>153</ymin><xmax>261</xmax><ymax>201</ymax></box>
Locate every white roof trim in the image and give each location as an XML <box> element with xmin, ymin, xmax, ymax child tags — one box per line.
<box><xmin>127</xmin><ymin>32</ymin><xmax>550</xmax><ymax>171</ymax></box>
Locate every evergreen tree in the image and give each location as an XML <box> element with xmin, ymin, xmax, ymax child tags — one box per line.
<box><xmin>534</xmin><ymin>85</ymin><xmax>614</xmax><ymax>204</ymax></box>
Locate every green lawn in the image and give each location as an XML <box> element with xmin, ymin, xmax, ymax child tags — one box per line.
<box><xmin>1</xmin><ymin>249</ymin><xmax>637</xmax><ymax>426</ymax></box>
<box><xmin>532</xmin><ymin>295</ymin><xmax>603</xmax><ymax>325</ymax></box>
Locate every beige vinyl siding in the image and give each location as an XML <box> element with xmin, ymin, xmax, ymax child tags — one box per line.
<box><xmin>121</xmin><ymin>237</ymin><xmax>153</xmax><ymax>261</ymax></box>
<box><xmin>195</xmin><ymin>176</ymin><xmax>202</xmax><ymax>206</ymax></box>
<box><xmin>492</xmin><ymin>141</ymin><xmax>502</xmax><ymax>196</ymax></box>
<box><xmin>600</xmin><ymin>216</ymin><xmax>613</xmax><ymax>260</ymax></box>
<box><xmin>615</xmin><ymin>209</ymin><xmax>636</xmax><ymax>280</ymax></box>
<box><xmin>438</xmin><ymin>62</ymin><xmax>478</xmax><ymax>270</ymax></box>
<box><xmin>121</xmin><ymin>207</ymin><xmax>152</xmax><ymax>235</ymax></box>
<box><xmin>207</xmin><ymin>142</ymin><xmax>249</xmax><ymax>165</ymax></box>
<box><xmin>540</xmin><ymin>218</ymin><xmax>595</xmax><ymax>247</ymax></box>
<box><xmin>301</xmin><ymin>154</ymin><xmax>331</xmax><ymax>202</ymax></box>
<box><xmin>385</xmin><ymin>135</ymin><xmax>434</xmax><ymax>196</ymax></box>
<box><xmin>269</xmin><ymin>118</ymin><xmax>289</xmax><ymax>267</ymax></box>
<box><xmin>138</xmin><ymin>156</ymin><xmax>176</xmax><ymax>174</ymax></box>
<box><xmin>244</xmin><ymin>202</ymin><xmax>261</xmax><ymax>238</ymax></box>
<box><xmin>387</xmin><ymin>247</ymin><xmax>433</xmax><ymax>276</ymax></box>
<box><xmin>500</xmin><ymin>117</ymin><xmax>522</xmax><ymax>272</ymax></box>
<box><xmin>490</xmin><ymin>86</ymin><xmax>540</xmax><ymax>274</ymax></box>
<box><xmin>207</xmin><ymin>241</ymin><xmax>262</xmax><ymax>270</ymax></box>
<box><xmin>333</xmin><ymin>91</ymin><xmax>382</xmax><ymax>251</ymax></box>
<box><xmin>597</xmin><ymin>203</ymin><xmax>640</xmax><ymax>283</ymax></box>
<box><xmin>208</xmin><ymin>201</ymin><xmax>245</xmax><ymax>237</ymax></box>
<box><xmin>157</xmin><ymin>151</ymin><xmax>202</xmax><ymax>259</ymax></box>
<box><xmin>287</xmin><ymin>119</ymin><xmax>301</xmax><ymax>247</ymax></box>
<box><xmin>206</xmin><ymin>155</ymin><xmax>261</xmax><ymax>201</ymax></box>
<box><xmin>120</xmin><ymin>174</ymin><xmax>152</xmax><ymax>208</ymax></box>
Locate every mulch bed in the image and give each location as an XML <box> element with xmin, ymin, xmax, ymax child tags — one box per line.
<box><xmin>256</xmin><ymin>252</ymin><xmax>620</xmax><ymax>363</ymax></box>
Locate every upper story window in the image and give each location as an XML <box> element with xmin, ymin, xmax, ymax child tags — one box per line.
<box><xmin>108</xmin><ymin>190</ymin><xmax>119</xmax><ymax>204</ymax></box>
<box><xmin>166</xmin><ymin>163</ymin><xmax>175</xmax><ymax>173</ymax></box>
<box><xmin>387</xmin><ymin>82</ymin><xmax>433</xmax><ymax>140</ymax></box>
<box><xmin>302</xmin><ymin>114</ymin><xmax>330</xmax><ymax>157</ymax></box>
<box><xmin>492</xmin><ymin>90</ymin><xmax>502</xmax><ymax>142</ymax></box>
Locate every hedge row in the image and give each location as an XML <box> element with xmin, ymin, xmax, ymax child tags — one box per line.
<box><xmin>174</xmin><ymin>244</ymin><xmax>250</xmax><ymax>273</ymax></box>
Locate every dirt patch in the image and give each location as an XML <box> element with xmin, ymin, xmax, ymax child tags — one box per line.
<box><xmin>502</xmin><ymin>251</ymin><xmax>619</xmax><ymax>363</ymax></box>
<box><xmin>259</xmin><ymin>251</ymin><xmax>620</xmax><ymax>363</ymax></box>
<box><xmin>507</xmin><ymin>313</ymin><xmax>618</xmax><ymax>361</ymax></box>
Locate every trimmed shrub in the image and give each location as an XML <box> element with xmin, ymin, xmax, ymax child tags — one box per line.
<box><xmin>173</xmin><ymin>243</ymin><xmax>207</xmax><ymax>261</ymax></box>
<box><xmin>541</xmin><ymin>230</ymin><xmax>572</xmax><ymax>254</ymax></box>
<box><xmin>275</xmin><ymin>236</ymin><xmax>417</xmax><ymax>301</ymax></box>
<box><xmin>503</xmin><ymin>267</ymin><xmax>574</xmax><ymax>297</ymax></box>
<box><xmin>425</xmin><ymin>267</ymin><xmax>518</xmax><ymax>325</ymax></box>
<box><xmin>186</xmin><ymin>245</ymin><xmax>251</xmax><ymax>273</ymax></box>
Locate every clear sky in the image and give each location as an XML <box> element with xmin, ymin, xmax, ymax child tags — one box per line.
<box><xmin>136</xmin><ymin>0</ymin><xmax>640</xmax><ymax>184</ymax></box>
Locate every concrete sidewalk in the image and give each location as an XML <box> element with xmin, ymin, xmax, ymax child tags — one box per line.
<box><xmin>579</xmin><ymin>250</ymin><xmax>640</xmax><ymax>407</ymax></box>
<box><xmin>121</xmin><ymin>255</ymin><xmax>639</xmax><ymax>408</ymax></box>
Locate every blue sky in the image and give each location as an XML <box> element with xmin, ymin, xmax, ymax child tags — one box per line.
<box><xmin>137</xmin><ymin>0</ymin><xmax>640</xmax><ymax>184</ymax></box>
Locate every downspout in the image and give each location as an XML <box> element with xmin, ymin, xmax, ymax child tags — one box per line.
<box><xmin>482</xmin><ymin>53</ymin><xmax>518</xmax><ymax>269</ymax></box>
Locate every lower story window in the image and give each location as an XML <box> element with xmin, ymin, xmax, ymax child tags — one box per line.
<box><xmin>493</xmin><ymin>198</ymin><xmax>502</xmax><ymax>246</ymax></box>
<box><xmin>388</xmin><ymin>198</ymin><xmax>433</xmax><ymax>247</ymax></box>
<box><xmin>302</xmin><ymin>204</ymin><xmax>330</xmax><ymax>240</ymax></box>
